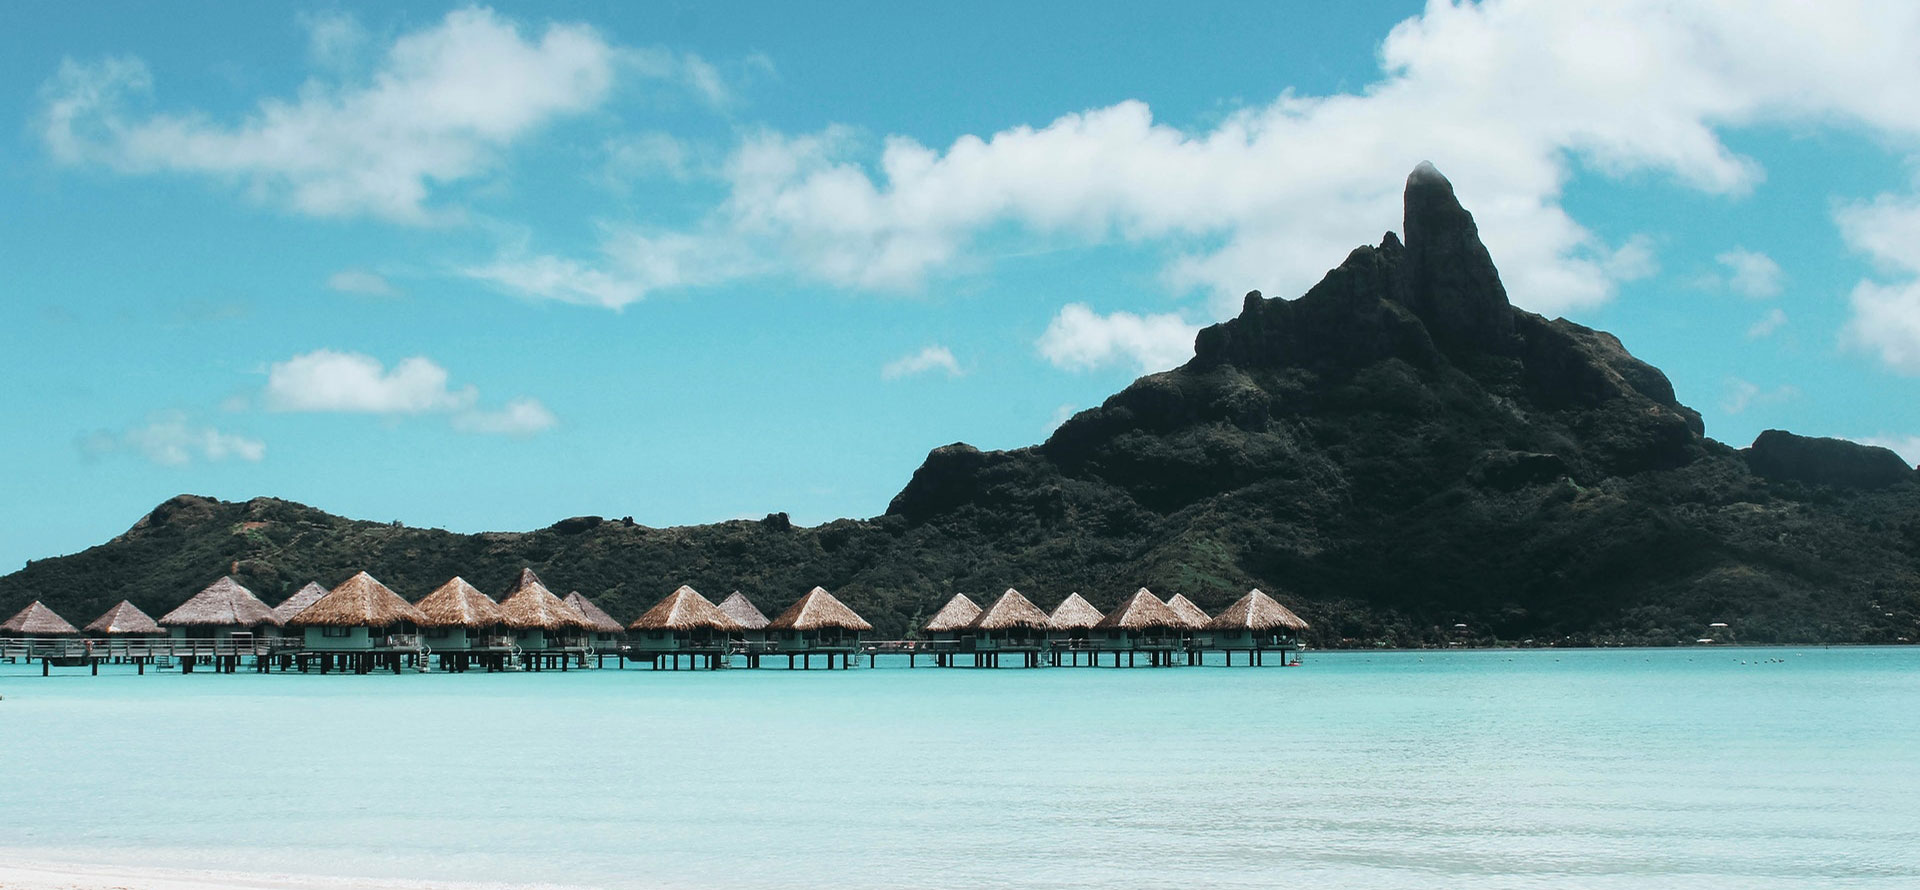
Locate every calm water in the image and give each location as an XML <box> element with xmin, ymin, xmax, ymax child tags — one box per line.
<box><xmin>1</xmin><ymin>648</ymin><xmax>1916</xmax><ymax>888</ymax></box>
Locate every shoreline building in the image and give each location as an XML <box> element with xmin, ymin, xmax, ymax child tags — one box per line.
<box><xmin>1204</xmin><ymin>588</ymin><xmax>1309</xmax><ymax>666</ymax></box>
<box><xmin>564</xmin><ymin>591</ymin><xmax>627</xmax><ymax>663</ymax></box>
<box><xmin>1164</xmin><ymin>594</ymin><xmax>1213</xmax><ymax>665</ymax></box>
<box><xmin>159</xmin><ymin>577</ymin><xmax>280</xmax><ymax>671</ymax></box>
<box><xmin>287</xmin><ymin>571</ymin><xmax>429</xmax><ymax>674</ymax></box>
<box><xmin>627</xmin><ymin>585</ymin><xmax>741</xmax><ymax>670</ymax></box>
<box><xmin>1092</xmin><ymin>588</ymin><xmax>1183</xmax><ymax>667</ymax></box>
<box><xmin>414</xmin><ymin>577</ymin><xmax>508</xmax><ymax>672</ymax></box>
<box><xmin>497</xmin><ymin>569</ymin><xmax>592</xmax><ymax>670</ymax></box>
<box><xmin>766</xmin><ymin>587</ymin><xmax>871</xmax><ymax>669</ymax></box>
<box><xmin>964</xmin><ymin>589</ymin><xmax>1050</xmax><ymax>668</ymax></box>
<box><xmin>1045</xmin><ymin>593</ymin><xmax>1104</xmax><ymax>666</ymax></box>
<box><xmin>921</xmin><ymin>594</ymin><xmax>981</xmax><ymax>667</ymax></box>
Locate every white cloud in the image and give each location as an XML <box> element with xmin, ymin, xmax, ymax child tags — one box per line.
<box><xmin>266</xmin><ymin>350</ymin><xmax>475</xmax><ymax>413</ymax></box>
<box><xmin>882</xmin><ymin>345</ymin><xmax>962</xmax><ymax>380</ymax></box>
<box><xmin>1715</xmin><ymin>248</ymin><xmax>1783</xmax><ymax>298</ymax></box>
<box><xmin>1747</xmin><ymin>307</ymin><xmax>1787</xmax><ymax>339</ymax></box>
<box><xmin>450</xmin><ymin>397</ymin><xmax>557</xmax><ymax>436</ymax></box>
<box><xmin>263</xmin><ymin>349</ymin><xmax>553</xmax><ymax>435</ymax></box>
<box><xmin>326</xmin><ymin>268</ymin><xmax>399</xmax><ymax>297</ymax></box>
<box><xmin>1838</xmin><ymin>190</ymin><xmax>1920</xmax><ymax>372</ymax></box>
<box><xmin>40</xmin><ymin>7</ymin><xmax>621</xmax><ymax>222</ymax></box>
<box><xmin>464</xmin><ymin>228</ymin><xmax>759</xmax><ymax>309</ymax></box>
<box><xmin>476</xmin><ymin>2</ymin><xmax>1920</xmax><ymax>327</ymax></box>
<box><xmin>82</xmin><ymin>412</ymin><xmax>265</xmax><ymax>466</ymax></box>
<box><xmin>298</xmin><ymin>10</ymin><xmax>367</xmax><ymax>69</ymax></box>
<box><xmin>1037</xmin><ymin>303</ymin><xmax>1199</xmax><ymax>373</ymax></box>
<box><xmin>1721</xmin><ymin>377</ymin><xmax>1799</xmax><ymax>415</ymax></box>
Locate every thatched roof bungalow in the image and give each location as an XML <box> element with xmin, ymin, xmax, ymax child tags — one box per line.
<box><xmin>271</xmin><ymin>583</ymin><xmax>329</xmax><ymax>629</ymax></box>
<box><xmin>1205</xmin><ymin>588</ymin><xmax>1309</xmax><ymax>662</ymax></box>
<box><xmin>1092</xmin><ymin>588</ymin><xmax>1182</xmax><ymax>651</ymax></box>
<box><xmin>1164</xmin><ymin>594</ymin><xmax>1211</xmax><ymax>630</ymax></box>
<box><xmin>160</xmin><ymin>576</ymin><xmax>280</xmax><ymax>640</ymax></box>
<box><xmin>414</xmin><ymin>577</ymin><xmax>506</xmax><ymax>652</ymax></box>
<box><xmin>1046</xmin><ymin>593</ymin><xmax>1104</xmax><ymax>641</ymax></box>
<box><xmin>3</xmin><ymin>601</ymin><xmax>79</xmax><ymax>637</ymax></box>
<box><xmin>628</xmin><ymin>585</ymin><xmax>740</xmax><ymax>656</ymax></box>
<box><xmin>967</xmin><ymin>589</ymin><xmax>1050</xmax><ymax>648</ymax></box>
<box><xmin>922</xmin><ymin>594</ymin><xmax>981</xmax><ymax>643</ymax></box>
<box><xmin>84</xmin><ymin>601</ymin><xmax>162</xmax><ymax>636</ymax></box>
<box><xmin>565</xmin><ymin>591</ymin><xmax>626</xmax><ymax>649</ymax></box>
<box><xmin>497</xmin><ymin>568</ymin><xmax>591</xmax><ymax>651</ymax></box>
<box><xmin>717</xmin><ymin>592</ymin><xmax>770</xmax><ymax>641</ymax></box>
<box><xmin>767</xmin><ymin>587</ymin><xmax>871</xmax><ymax>656</ymax></box>
<box><xmin>288</xmin><ymin>571</ymin><xmax>428</xmax><ymax>651</ymax></box>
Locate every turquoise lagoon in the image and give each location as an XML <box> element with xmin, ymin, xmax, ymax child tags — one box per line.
<box><xmin>1</xmin><ymin>648</ymin><xmax>1917</xmax><ymax>888</ymax></box>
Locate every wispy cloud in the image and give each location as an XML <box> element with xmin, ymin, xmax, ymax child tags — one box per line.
<box><xmin>1747</xmin><ymin>307</ymin><xmax>1787</xmax><ymax>339</ymax></box>
<box><xmin>80</xmin><ymin>412</ymin><xmax>265</xmax><ymax>466</ymax></box>
<box><xmin>326</xmin><ymin>269</ymin><xmax>399</xmax><ymax>297</ymax></box>
<box><xmin>1714</xmin><ymin>248</ymin><xmax>1784</xmax><ymax>299</ymax></box>
<box><xmin>881</xmin><ymin>345</ymin><xmax>962</xmax><ymax>380</ymax></box>
<box><xmin>40</xmin><ymin>8</ymin><xmax>623</xmax><ymax>222</ymax></box>
<box><xmin>1721</xmin><ymin>377</ymin><xmax>1800</xmax><ymax>415</ymax></box>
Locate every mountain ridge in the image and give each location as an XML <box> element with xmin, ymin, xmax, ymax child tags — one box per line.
<box><xmin>7</xmin><ymin>164</ymin><xmax>1919</xmax><ymax>646</ymax></box>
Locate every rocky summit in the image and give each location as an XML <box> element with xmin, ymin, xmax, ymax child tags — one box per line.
<box><xmin>7</xmin><ymin>165</ymin><xmax>1919</xmax><ymax>646</ymax></box>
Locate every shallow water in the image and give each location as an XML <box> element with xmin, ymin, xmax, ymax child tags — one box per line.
<box><xmin>1</xmin><ymin>647</ymin><xmax>1916</xmax><ymax>888</ymax></box>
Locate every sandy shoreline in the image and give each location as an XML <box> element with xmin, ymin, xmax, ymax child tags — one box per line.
<box><xmin>0</xmin><ymin>859</ymin><xmax>589</xmax><ymax>890</ymax></box>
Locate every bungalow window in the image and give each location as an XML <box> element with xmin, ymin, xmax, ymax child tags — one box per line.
<box><xmin>425</xmin><ymin>628</ymin><xmax>450</xmax><ymax>639</ymax></box>
<box><xmin>321</xmin><ymin>626</ymin><xmax>351</xmax><ymax>638</ymax></box>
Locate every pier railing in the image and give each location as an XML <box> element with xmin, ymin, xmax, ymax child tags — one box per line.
<box><xmin>0</xmin><ymin>637</ymin><xmax>295</xmax><ymax>660</ymax></box>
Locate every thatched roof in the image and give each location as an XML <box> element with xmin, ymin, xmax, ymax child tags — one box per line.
<box><xmin>630</xmin><ymin>585</ymin><xmax>741</xmax><ymax>632</ymax></box>
<box><xmin>84</xmin><ymin>600</ymin><xmax>161</xmax><ymax>635</ymax></box>
<box><xmin>498</xmin><ymin>568</ymin><xmax>591</xmax><ymax>630</ymax></box>
<box><xmin>923</xmin><ymin>594</ymin><xmax>981</xmax><ymax>633</ymax></box>
<box><xmin>767</xmin><ymin>586</ymin><xmax>873</xmax><ymax>632</ymax></box>
<box><xmin>717</xmin><ymin>592</ymin><xmax>770</xmax><ymax>631</ymax></box>
<box><xmin>289</xmin><ymin>571</ymin><xmax>428</xmax><ymax>628</ymax></box>
<box><xmin>1094</xmin><ymin>588</ymin><xmax>1181</xmax><ymax>630</ymax></box>
<box><xmin>564</xmin><ymin>592</ymin><xmax>625</xmax><ymax>634</ymax></box>
<box><xmin>414</xmin><ymin>577</ymin><xmax>505</xmax><ymax>628</ymax></box>
<box><xmin>160</xmin><ymin>576</ymin><xmax>280</xmax><ymax>627</ymax></box>
<box><xmin>1047</xmin><ymin>593</ymin><xmax>1105</xmax><ymax>630</ymax></box>
<box><xmin>273</xmin><ymin>582</ymin><xmax>329</xmax><ymax>624</ymax></box>
<box><xmin>1164</xmin><ymin>594</ymin><xmax>1212</xmax><ymax>629</ymax></box>
<box><xmin>3</xmin><ymin>601</ymin><xmax>79</xmax><ymax>635</ymax></box>
<box><xmin>1206</xmin><ymin>588</ymin><xmax>1311</xmax><ymax>632</ymax></box>
<box><xmin>969</xmin><ymin>588</ymin><xmax>1050</xmax><ymax>631</ymax></box>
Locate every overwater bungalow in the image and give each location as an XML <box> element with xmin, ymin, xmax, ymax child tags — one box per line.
<box><xmin>717</xmin><ymin>592</ymin><xmax>770</xmax><ymax>643</ymax></box>
<box><xmin>1204</xmin><ymin>588</ymin><xmax>1309</xmax><ymax>666</ymax></box>
<box><xmin>414</xmin><ymin>577</ymin><xmax>509</xmax><ymax>672</ymax></box>
<box><xmin>1045</xmin><ymin>593</ymin><xmax>1104</xmax><ymax>666</ymax></box>
<box><xmin>564</xmin><ymin>591</ymin><xmax>626</xmax><ymax>660</ymax></box>
<box><xmin>1092</xmin><ymin>588</ymin><xmax>1183</xmax><ymax>667</ymax></box>
<box><xmin>159</xmin><ymin>577</ymin><xmax>281</xmax><ymax>670</ymax></box>
<box><xmin>1164</xmin><ymin>594</ymin><xmax>1213</xmax><ymax>665</ymax></box>
<box><xmin>85</xmin><ymin>600</ymin><xmax>162</xmax><ymax>637</ymax></box>
<box><xmin>1</xmin><ymin>601</ymin><xmax>81</xmax><ymax>668</ymax></box>
<box><xmin>627</xmin><ymin>585</ymin><xmax>741</xmax><ymax>670</ymax></box>
<box><xmin>287</xmin><ymin>571</ymin><xmax>429</xmax><ymax>674</ymax></box>
<box><xmin>766</xmin><ymin>586</ymin><xmax>871</xmax><ymax>669</ymax></box>
<box><xmin>921</xmin><ymin>594</ymin><xmax>980</xmax><ymax>667</ymax></box>
<box><xmin>964</xmin><ymin>589</ymin><xmax>1050</xmax><ymax>668</ymax></box>
<box><xmin>271</xmin><ymin>582</ymin><xmax>328</xmax><ymax>631</ymax></box>
<box><xmin>497</xmin><ymin>569</ymin><xmax>592</xmax><ymax>670</ymax></box>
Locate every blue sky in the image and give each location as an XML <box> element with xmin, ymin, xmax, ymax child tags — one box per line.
<box><xmin>5</xmin><ymin>1</ymin><xmax>1920</xmax><ymax>572</ymax></box>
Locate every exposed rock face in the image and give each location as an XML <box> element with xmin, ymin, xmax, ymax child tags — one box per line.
<box><xmin>8</xmin><ymin>164</ymin><xmax>1920</xmax><ymax>646</ymax></box>
<box><xmin>1744</xmin><ymin>430</ymin><xmax>1914</xmax><ymax>489</ymax></box>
